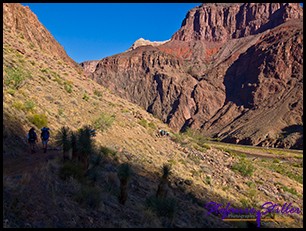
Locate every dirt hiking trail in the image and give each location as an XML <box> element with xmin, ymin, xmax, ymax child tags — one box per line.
<box><xmin>3</xmin><ymin>146</ymin><xmax>61</xmax><ymax>177</ymax></box>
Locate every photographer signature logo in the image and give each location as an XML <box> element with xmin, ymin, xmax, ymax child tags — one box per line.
<box><xmin>205</xmin><ymin>201</ymin><xmax>302</xmax><ymax>227</ymax></box>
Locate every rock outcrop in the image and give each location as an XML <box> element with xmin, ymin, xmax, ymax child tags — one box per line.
<box><xmin>79</xmin><ymin>60</ymin><xmax>99</xmax><ymax>74</ymax></box>
<box><xmin>172</xmin><ymin>3</ymin><xmax>303</xmax><ymax>42</ymax></box>
<box><xmin>88</xmin><ymin>3</ymin><xmax>303</xmax><ymax>149</ymax></box>
<box><xmin>126</xmin><ymin>38</ymin><xmax>170</xmax><ymax>51</ymax></box>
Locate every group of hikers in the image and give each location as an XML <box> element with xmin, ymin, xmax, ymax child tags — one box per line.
<box><xmin>158</xmin><ymin>129</ymin><xmax>170</xmax><ymax>137</ymax></box>
<box><xmin>27</xmin><ymin>127</ymin><xmax>50</xmax><ymax>154</ymax></box>
<box><xmin>27</xmin><ymin>126</ymin><xmax>169</xmax><ymax>154</ymax></box>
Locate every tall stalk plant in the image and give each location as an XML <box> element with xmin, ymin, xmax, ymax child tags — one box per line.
<box><xmin>117</xmin><ymin>163</ymin><xmax>132</xmax><ymax>205</ymax></box>
<box><xmin>55</xmin><ymin>126</ymin><xmax>71</xmax><ymax>161</ymax></box>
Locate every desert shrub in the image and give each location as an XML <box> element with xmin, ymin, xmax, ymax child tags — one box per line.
<box><xmin>82</xmin><ymin>93</ymin><xmax>90</xmax><ymax>101</ymax></box>
<box><xmin>64</xmin><ymin>82</ymin><xmax>73</xmax><ymax>93</ymax></box>
<box><xmin>231</xmin><ymin>158</ymin><xmax>255</xmax><ymax>177</ymax></box>
<box><xmin>269</xmin><ymin>163</ymin><xmax>303</xmax><ymax>184</ymax></box>
<box><xmin>77</xmin><ymin>125</ymin><xmax>95</xmax><ymax>157</ymax></box>
<box><xmin>121</xmin><ymin>108</ymin><xmax>130</xmax><ymax>113</ymax></box>
<box><xmin>28</xmin><ymin>113</ymin><xmax>48</xmax><ymax>128</ymax></box>
<box><xmin>139</xmin><ymin>119</ymin><xmax>156</xmax><ymax>130</ymax></box>
<box><xmin>108</xmin><ymin>102</ymin><xmax>115</xmax><ymax>107</ymax></box>
<box><xmin>240</xmin><ymin>198</ymin><xmax>251</xmax><ymax>208</ymax></box>
<box><xmin>94</xmin><ymin>89</ymin><xmax>103</xmax><ymax>97</ymax></box>
<box><xmin>74</xmin><ymin>184</ymin><xmax>101</xmax><ymax>209</ymax></box>
<box><xmin>99</xmin><ymin>146</ymin><xmax>117</xmax><ymax>157</ymax></box>
<box><xmin>117</xmin><ymin>163</ymin><xmax>132</xmax><ymax>205</ymax></box>
<box><xmin>171</xmin><ymin>132</ymin><xmax>187</xmax><ymax>145</ymax></box>
<box><xmin>156</xmin><ymin>164</ymin><xmax>171</xmax><ymax>199</ymax></box>
<box><xmin>145</xmin><ymin>196</ymin><xmax>177</xmax><ymax>219</ymax></box>
<box><xmin>167</xmin><ymin>159</ymin><xmax>176</xmax><ymax>166</ymax></box>
<box><xmin>292</xmin><ymin>162</ymin><xmax>303</xmax><ymax>168</ymax></box>
<box><xmin>59</xmin><ymin>161</ymin><xmax>84</xmax><ymax>182</ymax></box>
<box><xmin>40</xmin><ymin>68</ymin><xmax>49</xmax><ymax>73</ymax></box>
<box><xmin>148</xmin><ymin>122</ymin><xmax>157</xmax><ymax>130</ymax></box>
<box><xmin>4</xmin><ymin>67</ymin><xmax>28</xmax><ymax>90</ymax></box>
<box><xmin>39</xmin><ymin>75</ymin><xmax>47</xmax><ymax>81</ymax></box>
<box><xmin>281</xmin><ymin>185</ymin><xmax>298</xmax><ymax>196</ymax></box>
<box><xmin>24</xmin><ymin>100</ymin><xmax>35</xmax><ymax>112</ymax></box>
<box><xmin>7</xmin><ymin>88</ymin><xmax>16</xmax><ymax>95</ymax></box>
<box><xmin>273</xmin><ymin>159</ymin><xmax>280</xmax><ymax>163</ymax></box>
<box><xmin>93</xmin><ymin>113</ymin><xmax>115</xmax><ymax>132</ymax></box>
<box><xmin>58</xmin><ymin>108</ymin><xmax>64</xmax><ymax>117</ymax></box>
<box><xmin>139</xmin><ymin>118</ymin><xmax>148</xmax><ymax>128</ymax></box>
<box><xmin>55</xmin><ymin>126</ymin><xmax>72</xmax><ymax>154</ymax></box>
<box><xmin>29</xmin><ymin>42</ymin><xmax>35</xmax><ymax>49</ymax></box>
<box><xmin>12</xmin><ymin>101</ymin><xmax>25</xmax><ymax>111</ymax></box>
<box><xmin>246</xmin><ymin>181</ymin><xmax>255</xmax><ymax>188</ymax></box>
<box><xmin>205</xmin><ymin>175</ymin><xmax>211</xmax><ymax>185</ymax></box>
<box><xmin>12</xmin><ymin>100</ymin><xmax>35</xmax><ymax>112</ymax></box>
<box><xmin>117</xmin><ymin>163</ymin><xmax>132</xmax><ymax>181</ymax></box>
<box><xmin>184</xmin><ymin>128</ymin><xmax>207</xmax><ymax>145</ymax></box>
<box><xmin>192</xmin><ymin>144</ymin><xmax>210</xmax><ymax>153</ymax></box>
<box><xmin>52</xmin><ymin>73</ymin><xmax>63</xmax><ymax>85</ymax></box>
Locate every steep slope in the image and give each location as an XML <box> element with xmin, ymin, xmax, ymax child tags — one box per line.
<box><xmin>88</xmin><ymin>3</ymin><xmax>303</xmax><ymax>149</ymax></box>
<box><xmin>3</xmin><ymin>3</ymin><xmax>303</xmax><ymax>228</ymax></box>
<box><xmin>3</xmin><ymin>3</ymin><xmax>79</xmax><ymax>70</ymax></box>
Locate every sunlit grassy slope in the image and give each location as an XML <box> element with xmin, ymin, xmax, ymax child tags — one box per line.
<box><xmin>3</xmin><ymin>18</ymin><xmax>303</xmax><ymax>228</ymax></box>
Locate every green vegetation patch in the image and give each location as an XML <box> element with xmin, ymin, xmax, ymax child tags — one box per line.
<box><xmin>28</xmin><ymin>113</ymin><xmax>48</xmax><ymax>128</ymax></box>
<box><xmin>99</xmin><ymin>146</ymin><xmax>117</xmax><ymax>157</ymax></box>
<box><xmin>184</xmin><ymin>128</ymin><xmax>207</xmax><ymax>145</ymax></box>
<box><xmin>93</xmin><ymin>89</ymin><xmax>103</xmax><ymax>97</ymax></box>
<box><xmin>4</xmin><ymin>67</ymin><xmax>29</xmax><ymax>90</ymax></box>
<box><xmin>93</xmin><ymin>113</ymin><xmax>115</xmax><ymax>132</ymax></box>
<box><xmin>205</xmin><ymin>175</ymin><xmax>211</xmax><ymax>185</ymax></box>
<box><xmin>52</xmin><ymin>71</ymin><xmax>63</xmax><ymax>85</ymax></box>
<box><xmin>64</xmin><ymin>82</ymin><xmax>73</xmax><ymax>93</ymax></box>
<box><xmin>82</xmin><ymin>93</ymin><xmax>90</xmax><ymax>101</ymax></box>
<box><xmin>58</xmin><ymin>108</ymin><xmax>64</xmax><ymax>117</ymax></box>
<box><xmin>24</xmin><ymin>100</ymin><xmax>35</xmax><ymax>112</ymax></box>
<box><xmin>282</xmin><ymin>185</ymin><xmax>298</xmax><ymax>196</ymax></box>
<box><xmin>12</xmin><ymin>100</ymin><xmax>36</xmax><ymax>112</ymax></box>
<box><xmin>171</xmin><ymin>132</ymin><xmax>188</xmax><ymax>145</ymax></box>
<box><xmin>12</xmin><ymin>101</ymin><xmax>25</xmax><ymax>111</ymax></box>
<box><xmin>231</xmin><ymin>157</ymin><xmax>255</xmax><ymax>177</ymax></box>
<box><xmin>268</xmin><ymin>162</ymin><xmax>303</xmax><ymax>184</ymax></box>
<box><xmin>138</xmin><ymin>118</ymin><xmax>156</xmax><ymax>130</ymax></box>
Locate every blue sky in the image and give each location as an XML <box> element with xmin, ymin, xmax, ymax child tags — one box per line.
<box><xmin>21</xmin><ymin>3</ymin><xmax>201</xmax><ymax>63</ymax></box>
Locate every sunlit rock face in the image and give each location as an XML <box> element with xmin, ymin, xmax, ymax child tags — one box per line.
<box><xmin>88</xmin><ymin>3</ymin><xmax>303</xmax><ymax>149</ymax></box>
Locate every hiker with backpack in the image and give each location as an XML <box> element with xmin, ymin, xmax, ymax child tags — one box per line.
<box><xmin>27</xmin><ymin>127</ymin><xmax>38</xmax><ymax>154</ymax></box>
<box><xmin>41</xmin><ymin>127</ymin><xmax>50</xmax><ymax>153</ymax></box>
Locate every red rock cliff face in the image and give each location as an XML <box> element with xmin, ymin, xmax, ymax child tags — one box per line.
<box><xmin>172</xmin><ymin>3</ymin><xmax>303</xmax><ymax>42</ymax></box>
<box><xmin>90</xmin><ymin>3</ymin><xmax>303</xmax><ymax>149</ymax></box>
